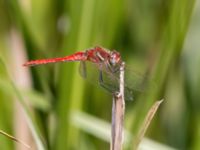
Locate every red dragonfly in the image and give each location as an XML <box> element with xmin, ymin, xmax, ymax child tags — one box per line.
<box><xmin>24</xmin><ymin>46</ymin><xmax>140</xmax><ymax>100</ymax></box>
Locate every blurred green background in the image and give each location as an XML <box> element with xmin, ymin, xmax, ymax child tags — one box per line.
<box><xmin>0</xmin><ymin>0</ymin><xmax>199</xmax><ymax>149</ymax></box>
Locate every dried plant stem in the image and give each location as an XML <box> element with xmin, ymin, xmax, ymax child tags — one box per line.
<box><xmin>110</xmin><ymin>62</ymin><xmax>125</xmax><ymax>150</ymax></box>
<box><xmin>0</xmin><ymin>130</ymin><xmax>31</xmax><ymax>149</ymax></box>
<box><xmin>133</xmin><ymin>99</ymin><xmax>163</xmax><ymax>150</ymax></box>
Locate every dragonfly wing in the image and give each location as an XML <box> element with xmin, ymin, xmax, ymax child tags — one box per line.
<box><xmin>98</xmin><ymin>71</ymin><xmax>134</xmax><ymax>101</ymax></box>
<box><xmin>124</xmin><ymin>67</ymin><xmax>154</xmax><ymax>92</ymax></box>
<box><xmin>78</xmin><ymin>61</ymin><xmax>140</xmax><ymax>101</ymax></box>
<box><xmin>78</xmin><ymin>61</ymin><xmax>121</xmax><ymax>94</ymax></box>
<box><xmin>78</xmin><ymin>61</ymin><xmax>104</xmax><ymax>85</ymax></box>
<box><xmin>79</xmin><ymin>61</ymin><xmax>87</xmax><ymax>79</ymax></box>
<box><xmin>97</xmin><ymin>63</ymin><xmax>153</xmax><ymax>101</ymax></box>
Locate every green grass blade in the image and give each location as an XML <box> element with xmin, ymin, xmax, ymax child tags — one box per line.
<box><xmin>130</xmin><ymin>0</ymin><xmax>196</xmax><ymax>134</ymax></box>
<box><xmin>0</xmin><ymin>59</ymin><xmax>46</xmax><ymax>150</ymax></box>
<box><xmin>71</xmin><ymin>111</ymin><xmax>176</xmax><ymax>150</ymax></box>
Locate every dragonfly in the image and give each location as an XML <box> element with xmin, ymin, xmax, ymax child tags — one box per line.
<box><xmin>23</xmin><ymin>46</ymin><xmax>144</xmax><ymax>100</ymax></box>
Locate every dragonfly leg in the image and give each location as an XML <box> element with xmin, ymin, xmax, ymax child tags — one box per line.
<box><xmin>98</xmin><ymin>70</ymin><xmax>117</xmax><ymax>93</ymax></box>
<box><xmin>105</xmin><ymin>61</ymin><xmax>120</xmax><ymax>74</ymax></box>
<box><xmin>99</xmin><ymin>70</ymin><xmax>103</xmax><ymax>83</ymax></box>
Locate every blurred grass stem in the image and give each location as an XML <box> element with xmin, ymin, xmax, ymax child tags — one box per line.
<box><xmin>133</xmin><ymin>100</ymin><xmax>163</xmax><ymax>150</ymax></box>
<box><xmin>0</xmin><ymin>130</ymin><xmax>30</xmax><ymax>149</ymax></box>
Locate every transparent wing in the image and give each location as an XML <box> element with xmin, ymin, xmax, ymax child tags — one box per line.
<box><xmin>78</xmin><ymin>61</ymin><xmax>153</xmax><ymax>101</ymax></box>
<box><xmin>78</xmin><ymin>61</ymin><xmax>121</xmax><ymax>96</ymax></box>
<box><xmin>79</xmin><ymin>61</ymin><xmax>87</xmax><ymax>79</ymax></box>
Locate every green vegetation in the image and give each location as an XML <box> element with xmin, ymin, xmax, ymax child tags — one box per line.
<box><xmin>0</xmin><ymin>0</ymin><xmax>199</xmax><ymax>149</ymax></box>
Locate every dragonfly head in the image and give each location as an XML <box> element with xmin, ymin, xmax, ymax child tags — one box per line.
<box><xmin>109</xmin><ymin>51</ymin><xmax>121</xmax><ymax>66</ymax></box>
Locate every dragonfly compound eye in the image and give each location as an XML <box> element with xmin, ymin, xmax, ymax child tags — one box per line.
<box><xmin>109</xmin><ymin>51</ymin><xmax>121</xmax><ymax>66</ymax></box>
